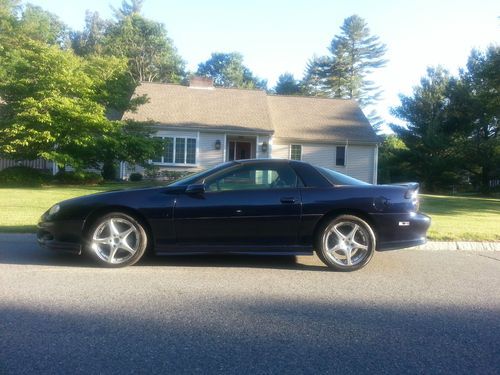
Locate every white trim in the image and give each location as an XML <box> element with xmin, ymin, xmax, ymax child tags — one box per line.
<box><xmin>223</xmin><ymin>133</ymin><xmax>227</xmax><ymax>162</ymax></box>
<box><xmin>51</xmin><ymin>161</ymin><xmax>58</xmax><ymax>175</ymax></box>
<box><xmin>268</xmin><ymin>136</ymin><xmax>274</xmax><ymax>158</ymax></box>
<box><xmin>256</xmin><ymin>135</ymin><xmax>260</xmax><ymax>159</ymax></box>
<box><xmin>150</xmin><ymin>134</ymin><xmax>199</xmax><ymax>166</ymax></box>
<box><xmin>335</xmin><ymin>144</ymin><xmax>347</xmax><ymax>167</ymax></box>
<box><xmin>373</xmin><ymin>144</ymin><xmax>379</xmax><ymax>184</ymax></box>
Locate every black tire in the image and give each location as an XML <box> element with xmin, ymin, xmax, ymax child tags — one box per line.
<box><xmin>315</xmin><ymin>214</ymin><xmax>376</xmax><ymax>271</ymax></box>
<box><xmin>85</xmin><ymin>212</ymin><xmax>148</xmax><ymax>268</ymax></box>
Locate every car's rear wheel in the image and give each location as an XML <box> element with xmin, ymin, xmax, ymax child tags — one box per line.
<box><xmin>316</xmin><ymin>215</ymin><xmax>375</xmax><ymax>271</ymax></box>
<box><xmin>86</xmin><ymin>212</ymin><xmax>147</xmax><ymax>267</ymax></box>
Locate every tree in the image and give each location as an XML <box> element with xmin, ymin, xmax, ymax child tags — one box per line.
<box><xmin>196</xmin><ymin>52</ymin><xmax>267</xmax><ymax>90</ymax></box>
<box><xmin>0</xmin><ymin>39</ymin><xmax>160</xmax><ymax>171</ymax></box>
<box><xmin>391</xmin><ymin>67</ymin><xmax>462</xmax><ymax>191</ymax></box>
<box><xmin>274</xmin><ymin>73</ymin><xmax>301</xmax><ymax>95</ymax></box>
<box><xmin>450</xmin><ymin>47</ymin><xmax>500</xmax><ymax>192</ymax></box>
<box><xmin>377</xmin><ymin>135</ymin><xmax>413</xmax><ymax>184</ymax></box>
<box><xmin>112</xmin><ymin>0</ymin><xmax>144</xmax><ymax>19</ymax></box>
<box><xmin>302</xmin><ymin>15</ymin><xmax>387</xmax><ymax>105</ymax></box>
<box><xmin>71</xmin><ymin>11</ymin><xmax>109</xmax><ymax>56</ymax></box>
<box><xmin>17</xmin><ymin>4</ymin><xmax>69</xmax><ymax>47</ymax></box>
<box><xmin>104</xmin><ymin>12</ymin><xmax>185</xmax><ymax>83</ymax></box>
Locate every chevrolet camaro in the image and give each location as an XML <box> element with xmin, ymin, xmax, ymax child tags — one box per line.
<box><xmin>38</xmin><ymin>159</ymin><xmax>430</xmax><ymax>271</ymax></box>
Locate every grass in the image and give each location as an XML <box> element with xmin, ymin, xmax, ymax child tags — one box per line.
<box><xmin>0</xmin><ymin>184</ymin><xmax>498</xmax><ymax>241</ymax></box>
<box><xmin>420</xmin><ymin>194</ymin><xmax>500</xmax><ymax>241</ymax></box>
<box><xmin>0</xmin><ymin>181</ymin><xmax>159</xmax><ymax>233</ymax></box>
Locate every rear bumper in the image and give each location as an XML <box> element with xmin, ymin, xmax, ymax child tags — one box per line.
<box><xmin>371</xmin><ymin>212</ymin><xmax>431</xmax><ymax>251</ymax></box>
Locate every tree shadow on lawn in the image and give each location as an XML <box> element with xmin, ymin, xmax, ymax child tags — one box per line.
<box><xmin>0</xmin><ymin>235</ymin><xmax>327</xmax><ymax>271</ymax></box>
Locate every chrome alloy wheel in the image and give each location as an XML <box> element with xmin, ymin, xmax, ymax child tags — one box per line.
<box><xmin>323</xmin><ymin>221</ymin><xmax>370</xmax><ymax>267</ymax></box>
<box><xmin>91</xmin><ymin>218</ymin><xmax>140</xmax><ymax>265</ymax></box>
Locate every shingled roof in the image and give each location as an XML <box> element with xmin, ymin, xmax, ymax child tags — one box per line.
<box><xmin>124</xmin><ymin>83</ymin><xmax>272</xmax><ymax>133</ymax></box>
<box><xmin>123</xmin><ymin>83</ymin><xmax>378</xmax><ymax>144</ymax></box>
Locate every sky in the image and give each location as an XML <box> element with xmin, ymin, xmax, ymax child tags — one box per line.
<box><xmin>28</xmin><ymin>0</ymin><xmax>500</xmax><ymax>125</ymax></box>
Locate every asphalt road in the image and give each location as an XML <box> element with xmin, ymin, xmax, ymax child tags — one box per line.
<box><xmin>1</xmin><ymin>234</ymin><xmax>499</xmax><ymax>375</ymax></box>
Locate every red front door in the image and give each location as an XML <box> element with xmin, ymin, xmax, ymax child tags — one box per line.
<box><xmin>228</xmin><ymin>141</ymin><xmax>252</xmax><ymax>160</ymax></box>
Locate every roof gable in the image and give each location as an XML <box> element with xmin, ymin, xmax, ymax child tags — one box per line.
<box><xmin>123</xmin><ymin>83</ymin><xmax>377</xmax><ymax>143</ymax></box>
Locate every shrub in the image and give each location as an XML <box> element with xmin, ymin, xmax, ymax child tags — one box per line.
<box><xmin>54</xmin><ymin>171</ymin><xmax>103</xmax><ymax>185</ymax></box>
<box><xmin>0</xmin><ymin>166</ymin><xmax>51</xmax><ymax>186</ymax></box>
<box><xmin>160</xmin><ymin>170</ymin><xmax>193</xmax><ymax>181</ymax></box>
<box><xmin>102</xmin><ymin>162</ymin><xmax>118</xmax><ymax>180</ymax></box>
<box><xmin>129</xmin><ymin>172</ymin><xmax>143</xmax><ymax>182</ymax></box>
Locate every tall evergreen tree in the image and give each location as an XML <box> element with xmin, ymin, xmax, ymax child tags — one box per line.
<box><xmin>449</xmin><ymin>46</ymin><xmax>500</xmax><ymax>192</ymax></box>
<box><xmin>274</xmin><ymin>73</ymin><xmax>301</xmax><ymax>95</ymax></box>
<box><xmin>303</xmin><ymin>15</ymin><xmax>387</xmax><ymax>106</ymax></box>
<box><xmin>391</xmin><ymin>67</ymin><xmax>461</xmax><ymax>191</ymax></box>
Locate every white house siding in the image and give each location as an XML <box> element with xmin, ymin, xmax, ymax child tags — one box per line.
<box><xmin>345</xmin><ymin>145</ymin><xmax>376</xmax><ymax>184</ymax></box>
<box><xmin>198</xmin><ymin>132</ymin><xmax>225</xmax><ymax>169</ymax></box>
<box><xmin>256</xmin><ymin>134</ymin><xmax>272</xmax><ymax>159</ymax></box>
<box><xmin>271</xmin><ymin>141</ymin><xmax>376</xmax><ymax>184</ymax></box>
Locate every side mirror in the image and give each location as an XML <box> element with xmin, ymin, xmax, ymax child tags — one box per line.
<box><xmin>185</xmin><ymin>183</ymin><xmax>206</xmax><ymax>194</ymax></box>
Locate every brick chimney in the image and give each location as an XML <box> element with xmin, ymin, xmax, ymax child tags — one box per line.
<box><xmin>189</xmin><ymin>76</ymin><xmax>214</xmax><ymax>89</ymax></box>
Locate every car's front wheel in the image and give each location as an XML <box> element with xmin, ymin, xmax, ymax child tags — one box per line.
<box><xmin>86</xmin><ymin>212</ymin><xmax>148</xmax><ymax>267</ymax></box>
<box><xmin>316</xmin><ymin>215</ymin><xmax>375</xmax><ymax>271</ymax></box>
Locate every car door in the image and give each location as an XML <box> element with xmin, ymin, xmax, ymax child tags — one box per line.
<box><xmin>173</xmin><ymin>162</ymin><xmax>301</xmax><ymax>248</ymax></box>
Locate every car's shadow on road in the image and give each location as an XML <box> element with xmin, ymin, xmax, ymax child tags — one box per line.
<box><xmin>0</xmin><ymin>237</ymin><xmax>328</xmax><ymax>271</ymax></box>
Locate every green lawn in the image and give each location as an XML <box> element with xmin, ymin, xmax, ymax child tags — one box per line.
<box><xmin>420</xmin><ymin>194</ymin><xmax>500</xmax><ymax>241</ymax></box>
<box><xmin>0</xmin><ymin>182</ymin><xmax>159</xmax><ymax>233</ymax></box>
<box><xmin>0</xmin><ymin>184</ymin><xmax>499</xmax><ymax>241</ymax></box>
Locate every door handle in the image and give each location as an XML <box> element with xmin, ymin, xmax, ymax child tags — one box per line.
<box><xmin>280</xmin><ymin>197</ymin><xmax>297</xmax><ymax>204</ymax></box>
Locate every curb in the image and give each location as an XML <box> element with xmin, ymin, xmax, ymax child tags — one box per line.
<box><xmin>412</xmin><ymin>241</ymin><xmax>500</xmax><ymax>251</ymax></box>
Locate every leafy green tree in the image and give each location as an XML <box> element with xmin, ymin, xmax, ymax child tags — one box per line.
<box><xmin>71</xmin><ymin>11</ymin><xmax>109</xmax><ymax>56</ymax></box>
<box><xmin>377</xmin><ymin>135</ymin><xmax>412</xmax><ymax>184</ymax></box>
<box><xmin>104</xmin><ymin>9</ymin><xmax>185</xmax><ymax>83</ymax></box>
<box><xmin>71</xmin><ymin>1</ymin><xmax>185</xmax><ymax>84</ymax></box>
<box><xmin>197</xmin><ymin>52</ymin><xmax>267</xmax><ymax>90</ymax></box>
<box><xmin>274</xmin><ymin>72</ymin><xmax>301</xmax><ymax>95</ymax></box>
<box><xmin>17</xmin><ymin>4</ymin><xmax>68</xmax><ymax>47</ymax></box>
<box><xmin>0</xmin><ymin>39</ymin><xmax>160</xmax><ymax>172</ymax></box>
<box><xmin>391</xmin><ymin>67</ymin><xmax>461</xmax><ymax>191</ymax></box>
<box><xmin>112</xmin><ymin>0</ymin><xmax>144</xmax><ymax>19</ymax></box>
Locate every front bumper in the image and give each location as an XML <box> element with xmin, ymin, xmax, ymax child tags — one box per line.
<box><xmin>37</xmin><ymin>219</ymin><xmax>83</xmax><ymax>255</ymax></box>
<box><xmin>371</xmin><ymin>212</ymin><xmax>431</xmax><ymax>251</ymax></box>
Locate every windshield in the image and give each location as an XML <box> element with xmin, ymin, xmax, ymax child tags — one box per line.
<box><xmin>168</xmin><ymin>162</ymin><xmax>235</xmax><ymax>186</ymax></box>
<box><xmin>317</xmin><ymin>167</ymin><xmax>370</xmax><ymax>186</ymax></box>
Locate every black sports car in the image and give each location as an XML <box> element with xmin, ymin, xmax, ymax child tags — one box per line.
<box><xmin>38</xmin><ymin>159</ymin><xmax>430</xmax><ymax>271</ymax></box>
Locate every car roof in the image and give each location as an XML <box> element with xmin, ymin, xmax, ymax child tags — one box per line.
<box><xmin>233</xmin><ymin>158</ymin><xmax>310</xmax><ymax>167</ymax></box>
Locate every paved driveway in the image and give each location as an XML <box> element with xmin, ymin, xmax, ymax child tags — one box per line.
<box><xmin>1</xmin><ymin>234</ymin><xmax>499</xmax><ymax>374</ymax></box>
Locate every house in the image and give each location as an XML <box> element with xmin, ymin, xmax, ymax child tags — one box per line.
<box><xmin>122</xmin><ymin>77</ymin><xmax>379</xmax><ymax>183</ymax></box>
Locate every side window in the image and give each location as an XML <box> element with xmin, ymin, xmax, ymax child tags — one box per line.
<box><xmin>206</xmin><ymin>165</ymin><xmax>298</xmax><ymax>192</ymax></box>
<box><xmin>336</xmin><ymin>146</ymin><xmax>346</xmax><ymax>166</ymax></box>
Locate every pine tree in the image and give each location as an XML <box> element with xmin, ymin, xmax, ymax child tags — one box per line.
<box><xmin>302</xmin><ymin>15</ymin><xmax>387</xmax><ymax>106</ymax></box>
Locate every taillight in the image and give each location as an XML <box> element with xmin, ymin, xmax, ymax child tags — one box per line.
<box><xmin>405</xmin><ymin>189</ymin><xmax>420</xmax><ymax>211</ymax></box>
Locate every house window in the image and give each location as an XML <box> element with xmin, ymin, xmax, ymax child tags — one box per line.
<box><xmin>290</xmin><ymin>144</ymin><xmax>302</xmax><ymax>160</ymax></box>
<box><xmin>336</xmin><ymin>146</ymin><xmax>346</xmax><ymax>166</ymax></box>
<box><xmin>153</xmin><ymin>136</ymin><xmax>197</xmax><ymax>165</ymax></box>
<box><xmin>186</xmin><ymin>138</ymin><xmax>196</xmax><ymax>164</ymax></box>
<box><xmin>164</xmin><ymin>137</ymin><xmax>174</xmax><ymax>163</ymax></box>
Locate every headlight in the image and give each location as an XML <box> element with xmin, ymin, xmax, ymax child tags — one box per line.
<box><xmin>48</xmin><ymin>204</ymin><xmax>60</xmax><ymax>216</ymax></box>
